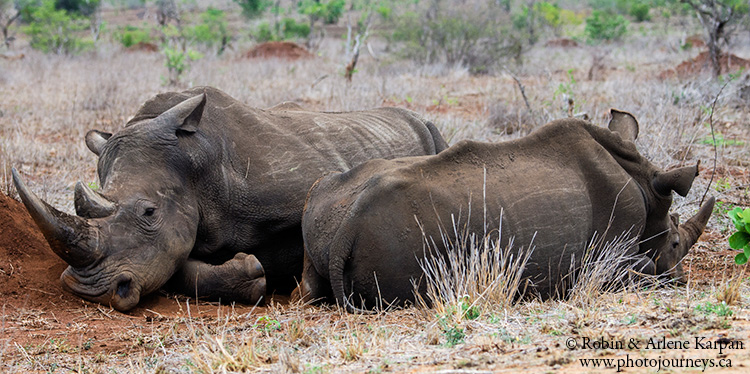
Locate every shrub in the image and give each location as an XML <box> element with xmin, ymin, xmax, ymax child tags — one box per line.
<box><xmin>729</xmin><ymin>207</ymin><xmax>750</xmax><ymax>264</ymax></box>
<box><xmin>252</xmin><ymin>18</ymin><xmax>309</xmax><ymax>42</ymax></box>
<box><xmin>254</xmin><ymin>21</ymin><xmax>275</xmax><ymax>42</ymax></box>
<box><xmin>233</xmin><ymin>0</ymin><xmax>270</xmax><ymax>19</ymax></box>
<box><xmin>629</xmin><ymin>2</ymin><xmax>651</xmax><ymax>22</ymax></box>
<box><xmin>186</xmin><ymin>7</ymin><xmax>229</xmax><ymax>54</ymax></box>
<box><xmin>116</xmin><ymin>24</ymin><xmax>151</xmax><ymax>48</ymax></box>
<box><xmin>55</xmin><ymin>0</ymin><xmax>99</xmax><ymax>17</ymax></box>
<box><xmin>299</xmin><ymin>0</ymin><xmax>345</xmax><ymax>25</ymax></box>
<box><xmin>22</xmin><ymin>0</ymin><xmax>92</xmax><ymax>54</ymax></box>
<box><xmin>391</xmin><ymin>3</ymin><xmax>522</xmax><ymax>74</ymax></box>
<box><xmin>281</xmin><ymin>17</ymin><xmax>310</xmax><ymax>39</ymax></box>
<box><xmin>585</xmin><ymin>10</ymin><xmax>628</xmax><ymax>41</ymax></box>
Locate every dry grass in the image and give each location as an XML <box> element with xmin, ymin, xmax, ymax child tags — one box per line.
<box><xmin>2</xmin><ymin>5</ymin><xmax>750</xmax><ymax>372</ymax></box>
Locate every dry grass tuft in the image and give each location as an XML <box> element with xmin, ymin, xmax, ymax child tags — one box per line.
<box><xmin>416</xmin><ymin>213</ymin><xmax>534</xmax><ymax>321</ymax></box>
<box><xmin>564</xmin><ymin>231</ymin><xmax>648</xmax><ymax>306</ymax></box>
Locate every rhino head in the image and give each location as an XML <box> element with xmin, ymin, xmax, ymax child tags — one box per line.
<box><xmin>608</xmin><ymin>109</ymin><xmax>714</xmax><ymax>282</ymax></box>
<box><xmin>13</xmin><ymin>94</ymin><xmax>206</xmax><ymax>311</ymax></box>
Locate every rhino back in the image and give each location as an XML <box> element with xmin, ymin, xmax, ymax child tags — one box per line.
<box><xmin>140</xmin><ymin>88</ymin><xmax>446</xmax><ymax>289</ymax></box>
<box><xmin>303</xmin><ymin>119</ymin><xmax>649</xmax><ymax>304</ymax></box>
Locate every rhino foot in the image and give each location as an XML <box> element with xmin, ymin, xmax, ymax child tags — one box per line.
<box><xmin>227</xmin><ymin>253</ymin><xmax>267</xmax><ymax>304</ymax></box>
<box><xmin>170</xmin><ymin>254</ymin><xmax>267</xmax><ymax>305</ymax></box>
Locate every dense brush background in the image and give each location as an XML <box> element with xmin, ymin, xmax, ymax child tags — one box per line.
<box><xmin>1</xmin><ymin>0</ymin><xmax>750</xmax><ymax>372</ymax></box>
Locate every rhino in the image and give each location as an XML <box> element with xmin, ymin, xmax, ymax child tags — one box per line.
<box><xmin>12</xmin><ymin>86</ymin><xmax>448</xmax><ymax>312</ymax></box>
<box><xmin>298</xmin><ymin>110</ymin><xmax>715</xmax><ymax>311</ymax></box>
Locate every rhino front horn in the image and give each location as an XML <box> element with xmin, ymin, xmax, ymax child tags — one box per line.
<box><xmin>75</xmin><ymin>181</ymin><xmax>115</xmax><ymax>218</ymax></box>
<box><xmin>12</xmin><ymin>168</ymin><xmax>100</xmax><ymax>268</ymax></box>
<box><xmin>680</xmin><ymin>196</ymin><xmax>715</xmax><ymax>250</ymax></box>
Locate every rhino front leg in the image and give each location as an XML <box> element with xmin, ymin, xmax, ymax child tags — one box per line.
<box><xmin>169</xmin><ymin>253</ymin><xmax>267</xmax><ymax>304</ymax></box>
<box><xmin>291</xmin><ymin>251</ymin><xmax>332</xmax><ymax>304</ymax></box>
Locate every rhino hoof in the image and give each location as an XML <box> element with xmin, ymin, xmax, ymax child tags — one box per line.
<box><xmin>232</xmin><ymin>253</ymin><xmax>267</xmax><ymax>303</ymax></box>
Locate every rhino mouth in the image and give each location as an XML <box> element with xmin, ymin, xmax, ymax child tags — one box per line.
<box><xmin>61</xmin><ymin>267</ymin><xmax>142</xmax><ymax>311</ymax></box>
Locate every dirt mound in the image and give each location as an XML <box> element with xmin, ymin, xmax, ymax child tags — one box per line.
<box><xmin>243</xmin><ymin>41</ymin><xmax>313</xmax><ymax>60</ymax></box>
<box><xmin>659</xmin><ymin>51</ymin><xmax>750</xmax><ymax>79</ymax></box>
<box><xmin>125</xmin><ymin>42</ymin><xmax>159</xmax><ymax>53</ymax></box>
<box><xmin>545</xmin><ymin>38</ymin><xmax>579</xmax><ymax>48</ymax></box>
<box><xmin>684</xmin><ymin>34</ymin><xmax>706</xmax><ymax>49</ymax></box>
<box><xmin>1</xmin><ymin>191</ymin><xmax>265</xmax><ymax>354</ymax></box>
<box><xmin>0</xmin><ymin>192</ymin><xmax>69</xmax><ymax>310</ymax></box>
<box><xmin>0</xmin><ymin>191</ymin><xmax>264</xmax><ymax>317</ymax></box>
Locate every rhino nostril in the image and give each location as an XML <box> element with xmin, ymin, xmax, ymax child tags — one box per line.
<box><xmin>116</xmin><ymin>277</ymin><xmax>131</xmax><ymax>299</ymax></box>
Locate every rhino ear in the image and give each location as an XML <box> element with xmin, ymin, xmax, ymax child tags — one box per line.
<box><xmin>653</xmin><ymin>164</ymin><xmax>699</xmax><ymax>197</ymax></box>
<box><xmin>608</xmin><ymin>109</ymin><xmax>639</xmax><ymax>142</ymax></box>
<box><xmin>159</xmin><ymin>93</ymin><xmax>207</xmax><ymax>134</ymax></box>
<box><xmin>85</xmin><ymin>130</ymin><xmax>112</xmax><ymax>156</ymax></box>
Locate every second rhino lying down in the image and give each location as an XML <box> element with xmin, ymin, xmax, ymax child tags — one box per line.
<box><xmin>298</xmin><ymin>110</ymin><xmax>714</xmax><ymax>311</ymax></box>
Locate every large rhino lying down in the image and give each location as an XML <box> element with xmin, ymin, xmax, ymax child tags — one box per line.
<box><xmin>298</xmin><ymin>110</ymin><xmax>715</xmax><ymax>311</ymax></box>
<box><xmin>12</xmin><ymin>86</ymin><xmax>448</xmax><ymax>311</ymax></box>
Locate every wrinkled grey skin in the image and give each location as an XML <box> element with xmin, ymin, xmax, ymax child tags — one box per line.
<box><xmin>13</xmin><ymin>86</ymin><xmax>448</xmax><ymax>312</ymax></box>
<box><xmin>298</xmin><ymin>110</ymin><xmax>715</xmax><ymax>312</ymax></box>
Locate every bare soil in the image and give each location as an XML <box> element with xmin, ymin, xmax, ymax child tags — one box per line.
<box><xmin>659</xmin><ymin>51</ymin><xmax>750</xmax><ymax>79</ymax></box>
<box><xmin>243</xmin><ymin>41</ymin><xmax>314</xmax><ymax>60</ymax></box>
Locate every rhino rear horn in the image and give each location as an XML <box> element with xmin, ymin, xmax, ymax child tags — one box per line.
<box><xmin>75</xmin><ymin>181</ymin><xmax>115</xmax><ymax>218</ymax></box>
<box><xmin>608</xmin><ymin>109</ymin><xmax>639</xmax><ymax>142</ymax></box>
<box><xmin>159</xmin><ymin>92</ymin><xmax>207</xmax><ymax>133</ymax></box>
<box><xmin>653</xmin><ymin>164</ymin><xmax>699</xmax><ymax>197</ymax></box>
<box><xmin>85</xmin><ymin>130</ymin><xmax>112</xmax><ymax>156</ymax></box>
<box><xmin>12</xmin><ymin>168</ymin><xmax>100</xmax><ymax>268</ymax></box>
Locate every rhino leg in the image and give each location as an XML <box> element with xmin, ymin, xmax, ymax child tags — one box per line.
<box><xmin>292</xmin><ymin>252</ymin><xmax>332</xmax><ymax>304</ymax></box>
<box><xmin>168</xmin><ymin>253</ymin><xmax>267</xmax><ymax>304</ymax></box>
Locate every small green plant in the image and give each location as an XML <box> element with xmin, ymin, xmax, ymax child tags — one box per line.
<box><xmin>694</xmin><ymin>301</ymin><xmax>734</xmax><ymax>317</ymax></box>
<box><xmin>728</xmin><ymin>207</ymin><xmax>750</xmax><ymax>264</ymax></box>
<box><xmin>585</xmin><ymin>10</ymin><xmax>628</xmax><ymax>42</ymax></box>
<box><xmin>440</xmin><ymin>321</ymin><xmax>465</xmax><ymax>347</ymax></box>
<box><xmin>699</xmin><ymin>132</ymin><xmax>745</xmax><ymax>147</ymax></box>
<box><xmin>162</xmin><ymin>46</ymin><xmax>202</xmax><ymax>85</ymax></box>
<box><xmin>459</xmin><ymin>296</ymin><xmax>480</xmax><ymax>320</ymax></box>
<box><xmin>255</xmin><ymin>315</ymin><xmax>281</xmax><ymax>333</ymax></box>
<box><xmin>714</xmin><ymin>178</ymin><xmax>732</xmax><ymax>193</ymax></box>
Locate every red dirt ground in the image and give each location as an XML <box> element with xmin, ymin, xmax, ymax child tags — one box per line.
<box><xmin>243</xmin><ymin>41</ymin><xmax>313</xmax><ymax>60</ymax></box>
<box><xmin>545</xmin><ymin>38</ymin><xmax>579</xmax><ymax>48</ymax></box>
<box><xmin>659</xmin><ymin>51</ymin><xmax>750</xmax><ymax>79</ymax></box>
<box><xmin>0</xmin><ymin>192</ymin><xmax>262</xmax><ymax>354</ymax></box>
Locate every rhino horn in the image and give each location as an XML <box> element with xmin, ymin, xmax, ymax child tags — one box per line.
<box><xmin>75</xmin><ymin>181</ymin><xmax>115</xmax><ymax>218</ymax></box>
<box><xmin>608</xmin><ymin>109</ymin><xmax>639</xmax><ymax>142</ymax></box>
<box><xmin>679</xmin><ymin>196</ymin><xmax>715</xmax><ymax>251</ymax></box>
<box><xmin>12</xmin><ymin>168</ymin><xmax>100</xmax><ymax>268</ymax></box>
<box><xmin>653</xmin><ymin>164</ymin><xmax>699</xmax><ymax>197</ymax></box>
<box><xmin>159</xmin><ymin>92</ymin><xmax>207</xmax><ymax>133</ymax></box>
<box><xmin>85</xmin><ymin>130</ymin><xmax>112</xmax><ymax>156</ymax></box>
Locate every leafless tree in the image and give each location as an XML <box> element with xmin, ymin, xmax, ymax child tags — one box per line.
<box><xmin>679</xmin><ymin>0</ymin><xmax>749</xmax><ymax>77</ymax></box>
<box><xmin>0</xmin><ymin>0</ymin><xmax>20</xmax><ymax>49</ymax></box>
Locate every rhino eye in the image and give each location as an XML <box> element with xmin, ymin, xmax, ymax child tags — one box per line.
<box><xmin>143</xmin><ymin>207</ymin><xmax>155</xmax><ymax>217</ymax></box>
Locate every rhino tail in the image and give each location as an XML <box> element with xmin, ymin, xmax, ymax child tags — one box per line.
<box><xmin>328</xmin><ymin>224</ymin><xmax>373</xmax><ymax>314</ymax></box>
<box><xmin>425</xmin><ymin>121</ymin><xmax>449</xmax><ymax>153</ymax></box>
